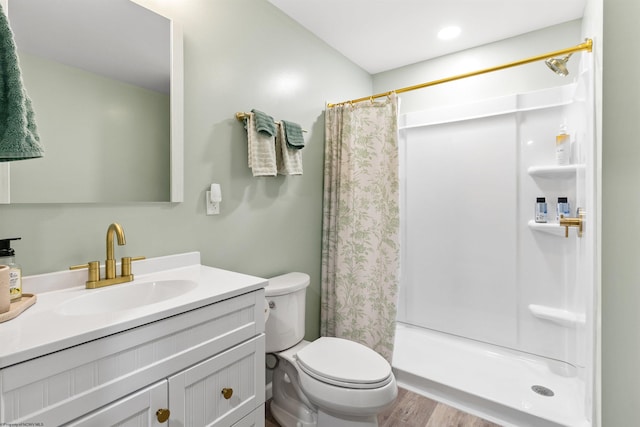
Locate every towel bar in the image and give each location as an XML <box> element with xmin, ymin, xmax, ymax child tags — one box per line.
<box><xmin>235</xmin><ymin>112</ymin><xmax>307</xmax><ymax>132</ymax></box>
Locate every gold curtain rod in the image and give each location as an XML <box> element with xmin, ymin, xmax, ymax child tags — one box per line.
<box><xmin>235</xmin><ymin>112</ymin><xmax>308</xmax><ymax>132</ymax></box>
<box><xmin>327</xmin><ymin>38</ymin><xmax>593</xmax><ymax>108</ymax></box>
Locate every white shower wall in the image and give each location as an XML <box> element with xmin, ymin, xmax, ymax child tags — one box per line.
<box><xmin>398</xmin><ymin>82</ymin><xmax>588</xmax><ymax>367</ymax></box>
<box><xmin>400</xmin><ymin>113</ymin><xmax>518</xmax><ymax>348</ymax></box>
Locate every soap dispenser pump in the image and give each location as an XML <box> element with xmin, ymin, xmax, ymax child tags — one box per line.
<box><xmin>0</xmin><ymin>237</ymin><xmax>22</xmax><ymax>302</ymax></box>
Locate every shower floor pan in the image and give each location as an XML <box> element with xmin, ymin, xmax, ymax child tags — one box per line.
<box><xmin>393</xmin><ymin>322</ymin><xmax>589</xmax><ymax>427</ymax></box>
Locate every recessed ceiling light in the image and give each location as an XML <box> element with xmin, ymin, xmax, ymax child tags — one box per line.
<box><xmin>437</xmin><ymin>26</ymin><xmax>461</xmax><ymax>40</ymax></box>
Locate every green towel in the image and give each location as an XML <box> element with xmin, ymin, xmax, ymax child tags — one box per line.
<box><xmin>281</xmin><ymin>120</ymin><xmax>304</xmax><ymax>149</ymax></box>
<box><xmin>0</xmin><ymin>4</ymin><xmax>43</xmax><ymax>162</ymax></box>
<box><xmin>251</xmin><ymin>109</ymin><xmax>276</xmax><ymax>137</ymax></box>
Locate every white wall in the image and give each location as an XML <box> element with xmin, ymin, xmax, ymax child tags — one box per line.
<box><xmin>399</xmin><ymin>84</ymin><xmax>587</xmax><ymax>364</ymax></box>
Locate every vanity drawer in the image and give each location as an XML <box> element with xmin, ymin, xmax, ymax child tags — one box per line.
<box><xmin>0</xmin><ymin>289</ymin><xmax>265</xmax><ymax>425</ymax></box>
<box><xmin>169</xmin><ymin>334</ymin><xmax>265</xmax><ymax>426</ymax></box>
<box><xmin>64</xmin><ymin>380</ymin><xmax>168</xmax><ymax>426</ymax></box>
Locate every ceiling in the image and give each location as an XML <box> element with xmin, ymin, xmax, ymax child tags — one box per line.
<box><xmin>9</xmin><ymin>0</ymin><xmax>170</xmax><ymax>93</ymax></box>
<box><xmin>267</xmin><ymin>0</ymin><xmax>586</xmax><ymax>74</ymax></box>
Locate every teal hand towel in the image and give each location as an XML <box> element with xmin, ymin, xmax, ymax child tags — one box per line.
<box><xmin>0</xmin><ymin>4</ymin><xmax>43</xmax><ymax>162</ymax></box>
<box><xmin>281</xmin><ymin>120</ymin><xmax>304</xmax><ymax>149</ymax></box>
<box><xmin>251</xmin><ymin>109</ymin><xmax>276</xmax><ymax>137</ymax></box>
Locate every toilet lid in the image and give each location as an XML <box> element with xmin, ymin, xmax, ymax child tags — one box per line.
<box><xmin>295</xmin><ymin>337</ymin><xmax>392</xmax><ymax>389</ymax></box>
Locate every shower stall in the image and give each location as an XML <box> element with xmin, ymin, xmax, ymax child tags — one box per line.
<box><xmin>393</xmin><ymin>53</ymin><xmax>596</xmax><ymax>427</ymax></box>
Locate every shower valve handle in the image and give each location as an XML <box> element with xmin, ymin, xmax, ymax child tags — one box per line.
<box><xmin>559</xmin><ymin>208</ymin><xmax>584</xmax><ymax>238</ymax></box>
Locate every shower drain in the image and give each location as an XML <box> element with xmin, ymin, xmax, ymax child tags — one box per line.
<box><xmin>531</xmin><ymin>385</ymin><xmax>555</xmax><ymax>397</ymax></box>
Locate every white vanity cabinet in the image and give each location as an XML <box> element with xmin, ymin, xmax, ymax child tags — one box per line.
<box><xmin>0</xmin><ymin>288</ymin><xmax>266</xmax><ymax>426</ymax></box>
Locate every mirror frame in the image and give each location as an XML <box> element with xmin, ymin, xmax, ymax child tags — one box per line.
<box><xmin>169</xmin><ymin>18</ymin><xmax>184</xmax><ymax>203</ymax></box>
<box><xmin>0</xmin><ymin>0</ymin><xmax>184</xmax><ymax>204</ymax></box>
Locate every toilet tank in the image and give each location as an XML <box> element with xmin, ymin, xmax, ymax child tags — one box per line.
<box><xmin>265</xmin><ymin>272</ymin><xmax>310</xmax><ymax>353</ymax></box>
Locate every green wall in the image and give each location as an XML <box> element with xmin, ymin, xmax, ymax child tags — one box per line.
<box><xmin>0</xmin><ymin>0</ymin><xmax>371</xmax><ymax>342</ymax></box>
<box><xmin>602</xmin><ymin>0</ymin><xmax>640</xmax><ymax>424</ymax></box>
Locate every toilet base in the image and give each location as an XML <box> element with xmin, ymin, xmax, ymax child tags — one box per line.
<box><xmin>270</xmin><ymin>358</ymin><xmax>317</xmax><ymax>427</ymax></box>
<box><xmin>270</xmin><ymin>357</ymin><xmax>383</xmax><ymax>427</ymax></box>
<box><xmin>271</xmin><ymin>400</ymin><xmax>380</xmax><ymax>427</ymax></box>
<box><xmin>270</xmin><ymin>399</ymin><xmax>317</xmax><ymax>427</ymax></box>
<box><xmin>317</xmin><ymin>409</ymin><xmax>379</xmax><ymax>427</ymax></box>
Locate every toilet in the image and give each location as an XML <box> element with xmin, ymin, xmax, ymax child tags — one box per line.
<box><xmin>265</xmin><ymin>272</ymin><xmax>397</xmax><ymax>427</ymax></box>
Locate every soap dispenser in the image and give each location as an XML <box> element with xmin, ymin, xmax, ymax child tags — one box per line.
<box><xmin>0</xmin><ymin>237</ymin><xmax>22</xmax><ymax>302</ymax></box>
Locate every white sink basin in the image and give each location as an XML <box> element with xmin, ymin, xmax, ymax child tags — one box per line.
<box><xmin>55</xmin><ymin>280</ymin><xmax>198</xmax><ymax>316</ymax></box>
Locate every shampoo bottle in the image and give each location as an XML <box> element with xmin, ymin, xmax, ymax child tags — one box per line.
<box><xmin>556</xmin><ymin>123</ymin><xmax>570</xmax><ymax>165</ymax></box>
<box><xmin>556</xmin><ymin>197</ymin><xmax>571</xmax><ymax>222</ymax></box>
<box><xmin>0</xmin><ymin>238</ymin><xmax>22</xmax><ymax>302</ymax></box>
<box><xmin>535</xmin><ymin>197</ymin><xmax>548</xmax><ymax>223</ymax></box>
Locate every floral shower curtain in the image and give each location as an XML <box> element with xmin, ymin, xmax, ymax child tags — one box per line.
<box><xmin>320</xmin><ymin>94</ymin><xmax>400</xmax><ymax>362</ymax></box>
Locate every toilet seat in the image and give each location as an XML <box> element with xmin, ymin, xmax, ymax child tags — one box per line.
<box><xmin>296</xmin><ymin>337</ymin><xmax>393</xmax><ymax>389</ymax></box>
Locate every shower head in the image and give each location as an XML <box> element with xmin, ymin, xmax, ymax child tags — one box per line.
<box><xmin>545</xmin><ymin>53</ymin><xmax>573</xmax><ymax>76</ymax></box>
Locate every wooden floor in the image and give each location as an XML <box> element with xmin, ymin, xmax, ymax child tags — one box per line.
<box><xmin>265</xmin><ymin>387</ymin><xmax>502</xmax><ymax>427</ymax></box>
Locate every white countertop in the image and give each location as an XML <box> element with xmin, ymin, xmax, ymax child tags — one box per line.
<box><xmin>0</xmin><ymin>252</ymin><xmax>267</xmax><ymax>368</ymax></box>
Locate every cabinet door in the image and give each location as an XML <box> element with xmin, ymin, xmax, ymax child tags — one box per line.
<box><xmin>169</xmin><ymin>335</ymin><xmax>265</xmax><ymax>427</ymax></box>
<box><xmin>65</xmin><ymin>381</ymin><xmax>168</xmax><ymax>427</ymax></box>
<box><xmin>232</xmin><ymin>404</ymin><xmax>265</xmax><ymax>427</ymax></box>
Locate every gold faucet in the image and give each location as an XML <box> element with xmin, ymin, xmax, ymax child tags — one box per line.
<box><xmin>70</xmin><ymin>223</ymin><xmax>145</xmax><ymax>289</ymax></box>
<box><xmin>105</xmin><ymin>223</ymin><xmax>125</xmax><ymax>280</ymax></box>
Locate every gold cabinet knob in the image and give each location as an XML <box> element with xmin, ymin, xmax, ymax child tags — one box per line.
<box><xmin>156</xmin><ymin>408</ymin><xmax>170</xmax><ymax>423</ymax></box>
<box><xmin>221</xmin><ymin>387</ymin><xmax>233</xmax><ymax>399</ymax></box>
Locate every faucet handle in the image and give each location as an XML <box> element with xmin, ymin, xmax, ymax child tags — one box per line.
<box><xmin>70</xmin><ymin>261</ymin><xmax>101</xmax><ymax>283</ymax></box>
<box><xmin>121</xmin><ymin>256</ymin><xmax>146</xmax><ymax>277</ymax></box>
<box><xmin>558</xmin><ymin>207</ymin><xmax>585</xmax><ymax>238</ymax></box>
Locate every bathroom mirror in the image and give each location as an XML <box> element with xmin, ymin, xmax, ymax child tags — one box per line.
<box><xmin>0</xmin><ymin>0</ymin><xmax>183</xmax><ymax>203</ymax></box>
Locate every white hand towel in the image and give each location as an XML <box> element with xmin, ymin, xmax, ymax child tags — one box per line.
<box><xmin>276</xmin><ymin>122</ymin><xmax>302</xmax><ymax>175</ymax></box>
<box><xmin>247</xmin><ymin>112</ymin><xmax>277</xmax><ymax>176</ymax></box>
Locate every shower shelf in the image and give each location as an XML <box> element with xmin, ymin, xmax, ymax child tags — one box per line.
<box><xmin>527</xmin><ymin>220</ymin><xmax>566</xmax><ymax>236</ymax></box>
<box><xmin>528</xmin><ymin>304</ymin><xmax>586</xmax><ymax>327</ymax></box>
<box><xmin>527</xmin><ymin>164</ymin><xmax>585</xmax><ymax>179</ymax></box>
